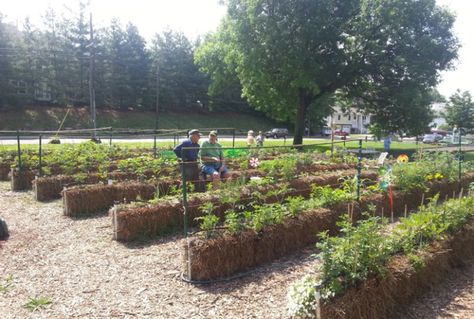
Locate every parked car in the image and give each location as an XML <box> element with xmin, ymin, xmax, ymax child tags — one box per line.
<box><xmin>321</xmin><ymin>127</ymin><xmax>332</xmax><ymax>136</ymax></box>
<box><xmin>334</xmin><ymin>130</ymin><xmax>349</xmax><ymax>137</ymax></box>
<box><xmin>422</xmin><ymin>133</ymin><xmax>443</xmax><ymax>144</ymax></box>
<box><xmin>264</xmin><ymin>128</ymin><xmax>289</xmax><ymax>138</ymax></box>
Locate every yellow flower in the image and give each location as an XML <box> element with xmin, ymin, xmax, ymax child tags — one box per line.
<box><xmin>434</xmin><ymin>172</ymin><xmax>444</xmax><ymax>180</ymax></box>
<box><xmin>425</xmin><ymin>174</ymin><xmax>433</xmax><ymax>181</ymax></box>
<box><xmin>397</xmin><ymin>154</ymin><xmax>409</xmax><ymax>163</ymax></box>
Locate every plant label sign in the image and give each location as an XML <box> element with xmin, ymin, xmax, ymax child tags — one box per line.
<box><xmin>377</xmin><ymin>152</ymin><xmax>388</xmax><ymax>166</ymax></box>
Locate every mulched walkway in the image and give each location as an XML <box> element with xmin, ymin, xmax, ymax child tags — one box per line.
<box><xmin>0</xmin><ymin>181</ymin><xmax>472</xmax><ymax>318</ymax></box>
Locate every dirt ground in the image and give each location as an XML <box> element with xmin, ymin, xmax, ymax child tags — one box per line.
<box><xmin>0</xmin><ymin>181</ymin><xmax>473</xmax><ymax>318</ymax></box>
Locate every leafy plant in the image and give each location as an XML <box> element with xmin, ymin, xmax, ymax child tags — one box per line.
<box><xmin>196</xmin><ymin>203</ymin><xmax>219</xmax><ymax>238</ymax></box>
<box><xmin>316</xmin><ymin>214</ymin><xmax>394</xmax><ymax>299</ymax></box>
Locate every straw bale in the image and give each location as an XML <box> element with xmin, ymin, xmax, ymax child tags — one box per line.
<box><xmin>112</xmin><ymin>170</ymin><xmax>378</xmax><ymax>243</ymax></box>
<box><xmin>0</xmin><ymin>163</ymin><xmax>10</xmax><ymax>181</ymax></box>
<box><xmin>182</xmin><ymin>174</ymin><xmax>474</xmax><ymax>281</ymax></box>
<box><xmin>10</xmin><ymin>169</ymin><xmax>36</xmax><ymax>191</ymax></box>
<box><xmin>320</xmin><ymin>220</ymin><xmax>474</xmax><ymax>319</ymax></box>
<box><xmin>33</xmin><ymin>175</ymin><xmax>76</xmax><ymax>201</ymax></box>
<box><xmin>184</xmin><ymin>208</ymin><xmax>336</xmax><ymax>281</ymax></box>
<box><xmin>62</xmin><ymin>182</ymin><xmax>156</xmax><ymax>216</ymax></box>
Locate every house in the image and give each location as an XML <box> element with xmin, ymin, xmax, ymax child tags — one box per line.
<box><xmin>325</xmin><ymin>107</ymin><xmax>371</xmax><ymax>134</ymax></box>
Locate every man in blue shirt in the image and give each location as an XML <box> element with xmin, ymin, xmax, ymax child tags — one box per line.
<box><xmin>174</xmin><ymin>129</ymin><xmax>202</xmax><ymax>191</ymax></box>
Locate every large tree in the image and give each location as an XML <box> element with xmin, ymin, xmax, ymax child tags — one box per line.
<box><xmin>443</xmin><ymin>90</ymin><xmax>474</xmax><ymax>130</ymax></box>
<box><xmin>196</xmin><ymin>0</ymin><xmax>459</xmax><ymax>144</ymax></box>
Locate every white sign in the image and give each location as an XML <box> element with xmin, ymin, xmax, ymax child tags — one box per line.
<box><xmin>377</xmin><ymin>152</ymin><xmax>388</xmax><ymax>166</ymax></box>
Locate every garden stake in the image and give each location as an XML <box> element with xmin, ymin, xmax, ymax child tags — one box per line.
<box><xmin>153</xmin><ymin>135</ymin><xmax>157</xmax><ymax>158</ymax></box>
<box><xmin>38</xmin><ymin>134</ymin><xmax>42</xmax><ymax>177</ymax></box>
<box><xmin>232</xmin><ymin>129</ymin><xmax>236</xmax><ymax>149</ymax></box>
<box><xmin>356</xmin><ymin>139</ymin><xmax>362</xmax><ymax>201</ymax></box>
<box><xmin>109</xmin><ymin>128</ymin><xmax>113</xmax><ymax>146</ymax></box>
<box><xmin>421</xmin><ymin>193</ymin><xmax>425</xmax><ymax>206</ymax></box>
<box><xmin>186</xmin><ymin>237</ymin><xmax>193</xmax><ymax>281</ymax></box>
<box><xmin>16</xmin><ymin>130</ymin><xmax>22</xmax><ymax>172</ymax></box>
<box><xmin>389</xmin><ymin>184</ymin><xmax>394</xmax><ymax>222</ymax></box>
<box><xmin>459</xmin><ymin>187</ymin><xmax>464</xmax><ymax>199</ymax></box>
<box><xmin>181</xmin><ymin>150</ymin><xmax>189</xmax><ymax>237</ymax></box>
<box><xmin>452</xmin><ymin>191</ymin><xmax>456</xmax><ymax>199</ymax></box>
<box><xmin>381</xmin><ymin>207</ymin><xmax>384</xmax><ymax>219</ymax></box>
<box><xmin>404</xmin><ymin>205</ymin><xmax>407</xmax><ymax>218</ymax></box>
<box><xmin>314</xmin><ymin>283</ymin><xmax>322</xmax><ymax>319</ymax></box>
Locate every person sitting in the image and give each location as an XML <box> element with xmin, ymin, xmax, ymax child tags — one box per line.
<box><xmin>173</xmin><ymin>129</ymin><xmax>202</xmax><ymax>191</ymax></box>
<box><xmin>200</xmin><ymin>130</ymin><xmax>230</xmax><ymax>189</ymax></box>
<box><xmin>247</xmin><ymin>130</ymin><xmax>256</xmax><ymax>147</ymax></box>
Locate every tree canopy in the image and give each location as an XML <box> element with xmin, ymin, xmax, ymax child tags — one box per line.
<box><xmin>443</xmin><ymin>90</ymin><xmax>474</xmax><ymax>130</ymax></box>
<box><xmin>196</xmin><ymin>0</ymin><xmax>459</xmax><ymax>144</ymax></box>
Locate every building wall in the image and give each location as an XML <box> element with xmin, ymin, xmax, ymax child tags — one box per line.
<box><xmin>326</xmin><ymin>108</ymin><xmax>371</xmax><ymax>134</ymax></box>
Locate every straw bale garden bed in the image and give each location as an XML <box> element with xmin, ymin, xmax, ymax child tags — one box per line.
<box><xmin>1</xmin><ymin>148</ymin><xmax>473</xmax><ymax>318</ymax></box>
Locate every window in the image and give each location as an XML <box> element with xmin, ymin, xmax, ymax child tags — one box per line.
<box><xmin>337</xmin><ymin>115</ymin><xmax>341</xmax><ymax>120</ymax></box>
<box><xmin>35</xmin><ymin>82</ymin><xmax>52</xmax><ymax>101</ymax></box>
<box><xmin>9</xmin><ymin>80</ymin><xmax>27</xmax><ymax>95</ymax></box>
<box><xmin>348</xmin><ymin>114</ymin><xmax>351</xmax><ymax>121</ymax></box>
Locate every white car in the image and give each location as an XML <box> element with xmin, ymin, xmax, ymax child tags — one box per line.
<box><xmin>422</xmin><ymin>133</ymin><xmax>443</xmax><ymax>144</ymax></box>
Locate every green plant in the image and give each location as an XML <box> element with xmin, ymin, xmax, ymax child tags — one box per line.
<box><xmin>196</xmin><ymin>203</ymin><xmax>219</xmax><ymax>238</ymax></box>
<box><xmin>0</xmin><ymin>275</ymin><xmax>14</xmax><ymax>293</ymax></box>
<box><xmin>224</xmin><ymin>210</ymin><xmax>244</xmax><ymax>235</ymax></box>
<box><xmin>286</xmin><ymin>196</ymin><xmax>307</xmax><ymax>217</ymax></box>
<box><xmin>311</xmin><ymin>185</ymin><xmax>355</xmax><ymax>207</ymax></box>
<box><xmin>24</xmin><ymin>296</ymin><xmax>52</xmax><ymax>311</ymax></box>
<box><xmin>195</xmin><ymin>214</ymin><xmax>219</xmax><ymax>238</ymax></box>
<box><xmin>316</xmin><ymin>214</ymin><xmax>394</xmax><ymax>299</ymax></box>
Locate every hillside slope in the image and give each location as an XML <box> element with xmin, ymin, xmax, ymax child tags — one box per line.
<box><xmin>0</xmin><ymin>107</ymin><xmax>283</xmax><ymax>132</ymax></box>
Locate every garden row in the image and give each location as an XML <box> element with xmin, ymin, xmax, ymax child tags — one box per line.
<box><xmin>182</xmin><ymin>172</ymin><xmax>474</xmax><ymax>282</ymax></box>
<box><xmin>109</xmin><ymin>168</ymin><xmax>377</xmax><ymax>242</ymax></box>
<box><xmin>287</xmin><ymin>191</ymin><xmax>474</xmax><ymax>319</ymax></box>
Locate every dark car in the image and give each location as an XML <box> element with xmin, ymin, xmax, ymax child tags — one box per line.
<box><xmin>265</xmin><ymin>128</ymin><xmax>289</xmax><ymax>138</ymax></box>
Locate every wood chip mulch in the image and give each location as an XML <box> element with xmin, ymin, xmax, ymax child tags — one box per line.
<box><xmin>0</xmin><ymin>181</ymin><xmax>473</xmax><ymax>318</ymax></box>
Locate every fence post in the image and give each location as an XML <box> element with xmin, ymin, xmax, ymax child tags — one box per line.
<box><xmin>458</xmin><ymin>130</ymin><xmax>462</xmax><ymax>186</ymax></box>
<box><xmin>39</xmin><ymin>134</ymin><xmax>42</xmax><ymax>177</ymax></box>
<box><xmin>232</xmin><ymin>129</ymin><xmax>236</xmax><ymax>149</ymax></box>
<box><xmin>153</xmin><ymin>133</ymin><xmax>157</xmax><ymax>158</ymax></box>
<box><xmin>357</xmin><ymin>139</ymin><xmax>362</xmax><ymax>201</ymax></box>
<box><xmin>181</xmin><ymin>149</ymin><xmax>189</xmax><ymax>237</ymax></box>
<box><xmin>109</xmin><ymin>128</ymin><xmax>113</xmax><ymax>146</ymax></box>
<box><xmin>16</xmin><ymin>130</ymin><xmax>22</xmax><ymax>172</ymax></box>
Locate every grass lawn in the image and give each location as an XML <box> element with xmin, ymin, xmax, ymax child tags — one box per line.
<box><xmin>0</xmin><ymin>107</ymin><xmax>280</xmax><ymax>132</ymax></box>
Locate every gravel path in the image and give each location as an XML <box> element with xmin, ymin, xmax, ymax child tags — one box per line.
<box><xmin>1</xmin><ymin>181</ymin><xmax>473</xmax><ymax>318</ymax></box>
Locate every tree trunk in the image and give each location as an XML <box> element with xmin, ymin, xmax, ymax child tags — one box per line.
<box><xmin>293</xmin><ymin>89</ymin><xmax>312</xmax><ymax>146</ymax></box>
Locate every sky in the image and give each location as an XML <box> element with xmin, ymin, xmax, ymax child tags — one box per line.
<box><xmin>1</xmin><ymin>0</ymin><xmax>473</xmax><ymax>99</ymax></box>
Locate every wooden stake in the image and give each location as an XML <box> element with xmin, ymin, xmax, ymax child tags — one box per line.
<box><xmin>381</xmin><ymin>207</ymin><xmax>384</xmax><ymax>218</ymax></box>
<box><xmin>459</xmin><ymin>187</ymin><xmax>464</xmax><ymax>199</ymax></box>
<box><xmin>404</xmin><ymin>205</ymin><xmax>407</xmax><ymax>218</ymax></box>
<box><xmin>452</xmin><ymin>191</ymin><xmax>456</xmax><ymax>199</ymax></box>
<box><xmin>421</xmin><ymin>193</ymin><xmax>425</xmax><ymax>206</ymax></box>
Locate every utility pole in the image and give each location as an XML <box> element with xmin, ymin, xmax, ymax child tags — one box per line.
<box><xmin>155</xmin><ymin>66</ymin><xmax>160</xmax><ymax>131</ymax></box>
<box><xmin>89</xmin><ymin>13</ymin><xmax>97</xmax><ymax>139</ymax></box>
